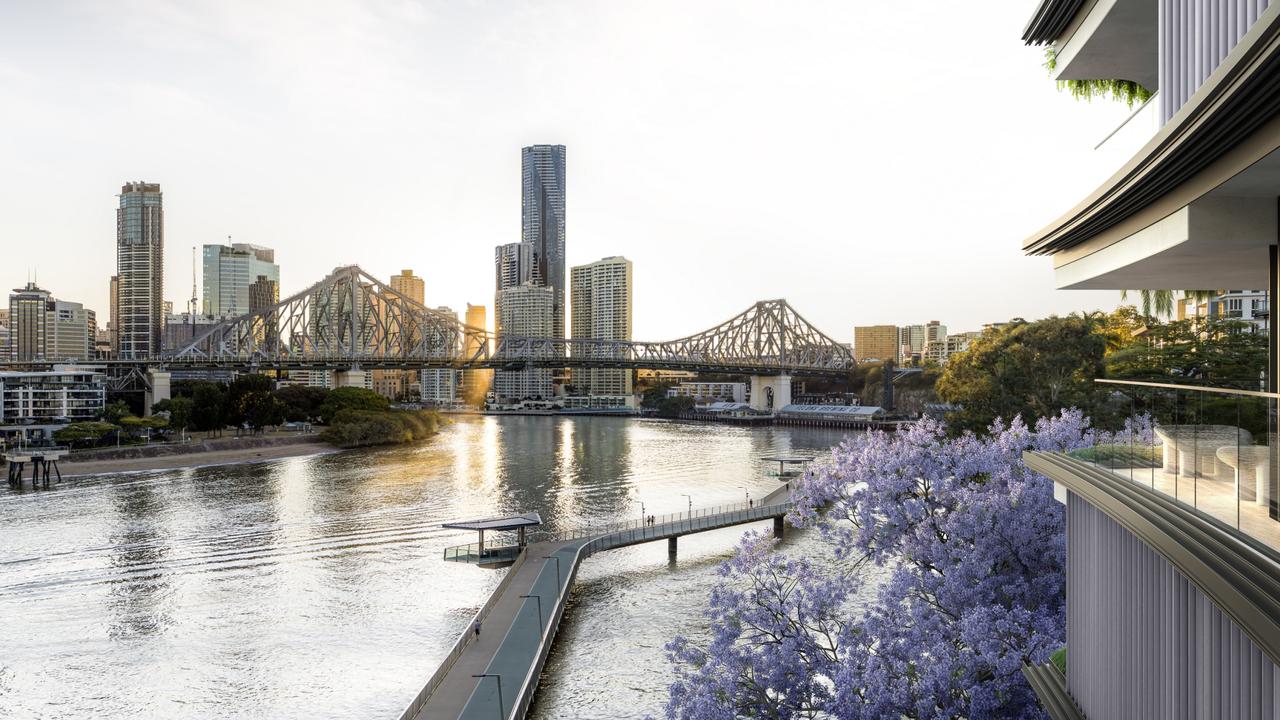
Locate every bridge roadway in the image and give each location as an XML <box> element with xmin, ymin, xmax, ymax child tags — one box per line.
<box><xmin>400</xmin><ymin>485</ymin><xmax>794</xmax><ymax>720</ymax></box>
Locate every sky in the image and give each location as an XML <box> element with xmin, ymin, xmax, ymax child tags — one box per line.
<box><xmin>0</xmin><ymin>0</ymin><xmax>1138</xmax><ymax>341</ymax></box>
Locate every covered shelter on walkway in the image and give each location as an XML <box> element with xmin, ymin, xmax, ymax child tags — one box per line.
<box><xmin>441</xmin><ymin>512</ymin><xmax>542</xmax><ymax>567</ymax></box>
<box><xmin>760</xmin><ymin>454</ymin><xmax>813</xmax><ymax>478</ymax></box>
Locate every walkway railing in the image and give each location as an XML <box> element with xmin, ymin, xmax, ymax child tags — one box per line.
<box><xmin>395</xmin><ymin>551</ymin><xmax>529</xmax><ymax>720</ymax></box>
<box><xmin>533</xmin><ymin>497</ymin><xmax>791</xmax><ymax>545</ymax></box>
<box><xmin>442</xmin><ymin>542</ymin><xmax>522</xmax><ymax>564</ymax></box>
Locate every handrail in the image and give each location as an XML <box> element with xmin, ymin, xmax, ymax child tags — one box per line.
<box><xmin>395</xmin><ymin>549</ymin><xmax>529</xmax><ymax>720</ymax></box>
<box><xmin>1094</xmin><ymin>378</ymin><xmax>1279</xmax><ymax>400</ymax></box>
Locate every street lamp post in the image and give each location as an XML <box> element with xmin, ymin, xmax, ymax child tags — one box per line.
<box><xmin>472</xmin><ymin>674</ymin><xmax>504</xmax><ymax>719</ymax></box>
<box><xmin>520</xmin><ymin>594</ymin><xmax>544</xmax><ymax>632</ymax></box>
<box><xmin>681</xmin><ymin>494</ymin><xmax>692</xmax><ymax>513</ymax></box>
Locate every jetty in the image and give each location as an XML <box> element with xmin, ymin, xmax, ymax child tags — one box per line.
<box><xmin>402</xmin><ymin>484</ymin><xmax>796</xmax><ymax>720</ymax></box>
<box><xmin>4</xmin><ymin>446</ymin><xmax>68</xmax><ymax>486</ymax></box>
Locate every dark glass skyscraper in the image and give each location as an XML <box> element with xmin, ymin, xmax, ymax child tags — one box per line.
<box><xmin>521</xmin><ymin>144</ymin><xmax>566</xmax><ymax>339</ymax></box>
<box><xmin>116</xmin><ymin>182</ymin><xmax>164</xmax><ymax>359</ymax></box>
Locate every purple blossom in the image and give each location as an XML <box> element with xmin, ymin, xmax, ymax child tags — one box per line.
<box><xmin>665</xmin><ymin>411</ymin><xmax>1099</xmax><ymax>719</ymax></box>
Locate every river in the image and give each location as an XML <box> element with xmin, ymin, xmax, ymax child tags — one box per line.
<box><xmin>0</xmin><ymin>416</ymin><xmax>855</xmax><ymax>719</ymax></box>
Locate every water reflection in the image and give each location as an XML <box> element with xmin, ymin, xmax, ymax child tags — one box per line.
<box><xmin>0</xmin><ymin>416</ymin><xmax>852</xmax><ymax>719</ymax></box>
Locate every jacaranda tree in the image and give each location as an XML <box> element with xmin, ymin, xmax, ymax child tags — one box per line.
<box><xmin>666</xmin><ymin>410</ymin><xmax>1118</xmax><ymax>719</ymax></box>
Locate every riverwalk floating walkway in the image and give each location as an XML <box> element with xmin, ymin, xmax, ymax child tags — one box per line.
<box><xmin>400</xmin><ymin>484</ymin><xmax>796</xmax><ymax>720</ymax></box>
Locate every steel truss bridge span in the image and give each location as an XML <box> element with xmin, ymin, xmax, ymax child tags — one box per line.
<box><xmin>154</xmin><ymin>265</ymin><xmax>855</xmax><ymax>377</ymax></box>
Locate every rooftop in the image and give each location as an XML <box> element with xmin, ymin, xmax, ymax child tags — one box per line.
<box><xmin>779</xmin><ymin>404</ymin><xmax>883</xmax><ymax>416</ymax></box>
<box><xmin>441</xmin><ymin>512</ymin><xmax>542</xmax><ymax>532</ymax></box>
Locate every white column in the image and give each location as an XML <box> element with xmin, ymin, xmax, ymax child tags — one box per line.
<box><xmin>748</xmin><ymin>375</ymin><xmax>792</xmax><ymax>413</ymax></box>
<box><xmin>144</xmin><ymin>370</ymin><xmax>171</xmax><ymax>416</ymax></box>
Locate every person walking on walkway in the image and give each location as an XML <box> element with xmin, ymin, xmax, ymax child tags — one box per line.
<box><xmin>473</xmin><ymin>620</ymin><xmax>481</xmax><ymax>638</ymax></box>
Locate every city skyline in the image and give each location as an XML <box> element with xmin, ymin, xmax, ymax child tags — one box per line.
<box><xmin>0</xmin><ymin>2</ymin><xmax>1135</xmax><ymax>343</ymax></box>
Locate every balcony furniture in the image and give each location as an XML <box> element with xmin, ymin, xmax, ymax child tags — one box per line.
<box><xmin>1216</xmin><ymin>446</ymin><xmax>1271</xmax><ymax>507</ymax></box>
<box><xmin>1154</xmin><ymin>425</ymin><xmax>1253</xmax><ymax>478</ymax></box>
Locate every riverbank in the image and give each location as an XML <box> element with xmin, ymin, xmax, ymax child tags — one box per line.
<box><xmin>59</xmin><ymin>433</ymin><xmax>335</xmax><ymax>477</ymax></box>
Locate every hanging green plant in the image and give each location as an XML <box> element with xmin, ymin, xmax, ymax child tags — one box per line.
<box><xmin>1044</xmin><ymin>48</ymin><xmax>1154</xmax><ymax>108</ymax></box>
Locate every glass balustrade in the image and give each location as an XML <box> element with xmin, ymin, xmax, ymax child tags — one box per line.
<box><xmin>1066</xmin><ymin>379</ymin><xmax>1278</xmax><ymax>551</ymax></box>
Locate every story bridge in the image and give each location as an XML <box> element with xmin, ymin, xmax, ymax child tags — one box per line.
<box><xmin>8</xmin><ymin>265</ymin><xmax>858</xmax><ymax>410</ymax></box>
<box><xmin>158</xmin><ymin>265</ymin><xmax>854</xmax><ymax>377</ymax></box>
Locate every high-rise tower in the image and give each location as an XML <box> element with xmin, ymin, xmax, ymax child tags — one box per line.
<box><xmin>116</xmin><ymin>182</ymin><xmax>164</xmax><ymax>359</ymax></box>
<box><xmin>570</xmin><ymin>256</ymin><xmax>633</xmax><ymax>397</ymax></box>
<box><xmin>521</xmin><ymin>144</ymin><xmax>566</xmax><ymax>339</ymax></box>
<box><xmin>202</xmin><ymin>243</ymin><xmax>278</xmax><ymax>316</ymax></box>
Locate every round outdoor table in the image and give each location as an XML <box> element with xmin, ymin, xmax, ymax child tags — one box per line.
<box><xmin>1154</xmin><ymin>425</ymin><xmax>1253</xmax><ymax>478</ymax></box>
<box><xmin>1216</xmin><ymin>445</ymin><xmax>1271</xmax><ymax>507</ymax></box>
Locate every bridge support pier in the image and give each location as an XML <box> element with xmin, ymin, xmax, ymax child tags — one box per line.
<box><xmin>668</xmin><ymin>536</ymin><xmax>677</xmax><ymax>560</ymax></box>
<box><xmin>332</xmin><ymin>369</ymin><xmax>368</xmax><ymax>389</ymax></box>
<box><xmin>144</xmin><ymin>371</ymin><xmax>171</xmax><ymax>416</ymax></box>
<box><xmin>749</xmin><ymin>374</ymin><xmax>792</xmax><ymax>413</ymax></box>
<box><xmin>773</xmin><ymin>516</ymin><xmax>785</xmax><ymax>539</ymax></box>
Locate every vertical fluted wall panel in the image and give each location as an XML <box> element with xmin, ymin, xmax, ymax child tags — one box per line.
<box><xmin>1066</xmin><ymin>492</ymin><xmax>1280</xmax><ymax>719</ymax></box>
<box><xmin>1159</xmin><ymin>0</ymin><xmax>1271</xmax><ymax>122</ymax></box>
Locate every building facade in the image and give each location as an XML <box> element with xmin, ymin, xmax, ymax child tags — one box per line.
<box><xmin>853</xmin><ymin>325</ymin><xmax>899</xmax><ymax>362</ymax></box>
<box><xmin>107</xmin><ymin>275</ymin><xmax>119</xmax><ymax>355</ymax></box>
<box><xmin>117</xmin><ymin>182</ymin><xmax>164</xmax><ymax>359</ymax></box>
<box><xmin>923</xmin><ymin>330</ymin><xmax>980</xmax><ymax>365</ymax></box>
<box><xmin>47</xmin><ymin>301</ymin><xmax>94</xmax><ymax>362</ymax></box>
<box><xmin>8</xmin><ymin>283</ymin><xmax>50</xmax><ymax>361</ymax></box>
<box><xmin>1020</xmin><ymin>1</ymin><xmax>1280</xmax><ymax>716</ymax></box>
<box><xmin>162</xmin><ymin>312</ymin><xmax>227</xmax><ymax>352</ymax></box>
<box><xmin>420</xmin><ymin>306</ymin><xmax>463</xmax><ymax>406</ymax></box>
<box><xmin>462</xmin><ymin>303</ymin><xmax>492</xmax><ymax>406</ymax></box>
<box><xmin>1209</xmin><ymin>289</ymin><xmax>1269</xmax><ymax>332</ymax></box>
<box><xmin>667</xmin><ymin>382</ymin><xmax>747</xmax><ymax>404</ymax></box>
<box><xmin>5</xmin><ymin>286</ymin><xmax>94</xmax><ymax>363</ymax></box>
<box><xmin>570</xmin><ymin>256</ymin><xmax>633</xmax><ymax>397</ymax></box>
<box><xmin>202</xmin><ymin>243</ymin><xmax>279</xmax><ymax>317</ymax></box>
<box><xmin>389</xmin><ymin>269</ymin><xmax>425</xmax><ymax>304</ymax></box>
<box><xmin>899</xmin><ymin>320</ymin><xmax>946</xmax><ymax>361</ymax></box>
<box><xmin>495</xmin><ymin>242</ymin><xmax>532</xmax><ymax>291</ymax></box>
<box><xmin>494</xmin><ymin>283</ymin><xmax>555</xmax><ymax>401</ymax></box>
<box><xmin>0</xmin><ymin>369</ymin><xmax>106</xmax><ymax>442</ymax></box>
<box><xmin>522</xmin><ymin>144</ymin><xmax>567</xmax><ymax>340</ymax></box>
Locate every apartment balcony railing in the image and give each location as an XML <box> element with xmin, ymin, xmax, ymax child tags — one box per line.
<box><xmin>1069</xmin><ymin>378</ymin><xmax>1279</xmax><ymax>552</ymax></box>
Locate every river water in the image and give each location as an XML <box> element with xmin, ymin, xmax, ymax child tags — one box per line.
<box><xmin>0</xmin><ymin>416</ymin><xmax>854</xmax><ymax>719</ymax></box>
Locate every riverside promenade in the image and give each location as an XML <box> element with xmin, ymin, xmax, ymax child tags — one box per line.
<box><xmin>401</xmin><ymin>485</ymin><xmax>796</xmax><ymax>720</ymax></box>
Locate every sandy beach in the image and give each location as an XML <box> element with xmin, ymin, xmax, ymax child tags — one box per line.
<box><xmin>57</xmin><ymin>437</ymin><xmax>339</xmax><ymax>478</ymax></box>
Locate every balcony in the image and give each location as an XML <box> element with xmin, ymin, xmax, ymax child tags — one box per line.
<box><xmin>1065</xmin><ymin>378</ymin><xmax>1279</xmax><ymax>551</ymax></box>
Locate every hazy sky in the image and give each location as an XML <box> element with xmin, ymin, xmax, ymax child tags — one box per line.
<box><xmin>0</xmin><ymin>1</ymin><xmax>1136</xmax><ymax>340</ymax></box>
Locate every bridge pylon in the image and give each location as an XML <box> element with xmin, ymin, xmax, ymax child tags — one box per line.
<box><xmin>144</xmin><ymin>370</ymin><xmax>171</xmax><ymax>415</ymax></box>
<box><xmin>749</xmin><ymin>374</ymin><xmax>792</xmax><ymax>413</ymax></box>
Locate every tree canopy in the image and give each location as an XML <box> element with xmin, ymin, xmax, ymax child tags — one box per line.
<box><xmin>225</xmin><ymin>374</ymin><xmax>284</xmax><ymax>430</ymax></box>
<box><xmin>936</xmin><ymin>316</ymin><xmax>1107</xmax><ymax>433</ymax></box>
<box><xmin>666</xmin><ymin>411</ymin><xmax>1126</xmax><ymax>719</ymax></box>
<box><xmin>318</xmin><ymin>387</ymin><xmax>390</xmax><ymax>424</ymax></box>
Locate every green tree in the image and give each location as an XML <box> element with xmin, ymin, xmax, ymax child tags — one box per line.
<box><xmin>118</xmin><ymin>415</ymin><xmax>169</xmax><ymax>441</ymax></box>
<box><xmin>641</xmin><ymin>383</ymin><xmax>675</xmax><ymax>409</ymax></box>
<box><xmin>656</xmin><ymin>395</ymin><xmax>695</xmax><ymax>418</ymax></box>
<box><xmin>318</xmin><ymin>387</ymin><xmax>390</xmax><ymax>424</ymax></box>
<box><xmin>101</xmin><ymin>400</ymin><xmax>132</xmax><ymax>424</ymax></box>
<box><xmin>936</xmin><ymin>316</ymin><xmax>1108</xmax><ymax>433</ymax></box>
<box><xmin>225</xmin><ymin>374</ymin><xmax>281</xmax><ymax>430</ymax></box>
<box><xmin>191</xmin><ymin>382</ymin><xmax>227</xmax><ymax>433</ymax></box>
<box><xmin>246</xmin><ymin>395</ymin><xmax>285</xmax><ymax>430</ymax></box>
<box><xmin>1105</xmin><ymin>316</ymin><xmax>1267</xmax><ymax>387</ymax></box>
<box><xmin>53</xmin><ymin>421</ymin><xmax>117</xmax><ymax>448</ymax></box>
<box><xmin>167</xmin><ymin>396</ymin><xmax>194</xmax><ymax>432</ymax></box>
<box><xmin>151</xmin><ymin>397</ymin><xmax>195</xmax><ymax>432</ymax></box>
<box><xmin>274</xmin><ymin>385</ymin><xmax>330</xmax><ymax>422</ymax></box>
